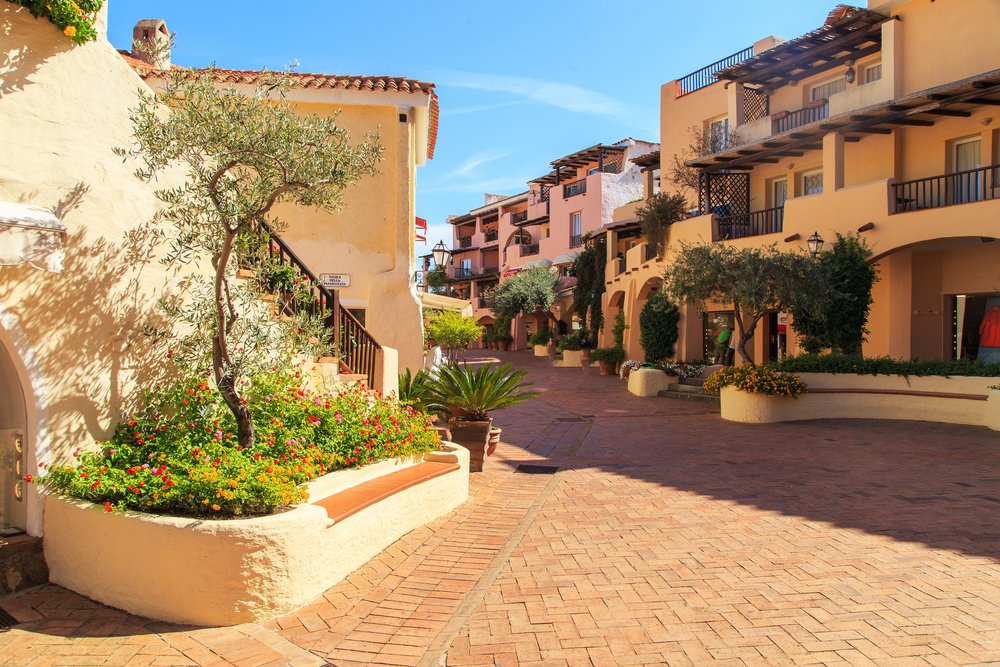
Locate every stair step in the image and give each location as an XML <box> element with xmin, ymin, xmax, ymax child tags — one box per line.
<box><xmin>335</xmin><ymin>373</ymin><xmax>368</xmax><ymax>387</ymax></box>
<box><xmin>235</xmin><ymin>268</ymin><xmax>257</xmax><ymax>280</ymax></box>
<box><xmin>679</xmin><ymin>377</ymin><xmax>706</xmax><ymax>387</ymax></box>
<box><xmin>657</xmin><ymin>389</ymin><xmax>719</xmax><ymax>401</ymax></box>
<box><xmin>672</xmin><ymin>383</ymin><xmax>707</xmax><ymax>394</ymax></box>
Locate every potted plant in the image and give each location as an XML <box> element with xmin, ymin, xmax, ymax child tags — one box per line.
<box><xmin>579</xmin><ymin>334</ymin><xmax>596</xmax><ymax>368</ymax></box>
<box><xmin>528</xmin><ymin>328</ymin><xmax>551</xmax><ymax>357</ymax></box>
<box><xmin>557</xmin><ymin>332</ymin><xmax>584</xmax><ymax>367</ymax></box>
<box><xmin>591</xmin><ymin>347</ymin><xmax>625</xmax><ymax>376</ymax></box>
<box><xmin>497</xmin><ymin>333</ymin><xmax>513</xmax><ymax>351</ymax></box>
<box><xmin>427</xmin><ymin>363</ymin><xmax>538</xmax><ymax>471</ymax></box>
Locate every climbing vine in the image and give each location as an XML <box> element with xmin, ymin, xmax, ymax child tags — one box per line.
<box><xmin>572</xmin><ymin>234</ymin><xmax>606</xmax><ymax>343</ymax></box>
<box><xmin>7</xmin><ymin>0</ymin><xmax>104</xmax><ymax>44</ymax></box>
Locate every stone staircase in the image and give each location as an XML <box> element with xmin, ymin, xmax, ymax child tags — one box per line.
<box><xmin>658</xmin><ymin>376</ymin><xmax>720</xmax><ymax>401</ymax></box>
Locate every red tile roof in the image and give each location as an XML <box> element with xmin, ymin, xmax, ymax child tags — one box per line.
<box><xmin>118</xmin><ymin>51</ymin><xmax>439</xmax><ymax>159</ymax></box>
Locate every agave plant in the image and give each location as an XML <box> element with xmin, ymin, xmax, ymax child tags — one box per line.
<box><xmin>427</xmin><ymin>363</ymin><xmax>539</xmax><ymax>422</ymax></box>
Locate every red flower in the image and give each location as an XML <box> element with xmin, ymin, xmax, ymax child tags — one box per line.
<box><xmin>104</xmin><ymin>502</ymin><xmax>113</xmax><ymax>512</ymax></box>
<box><xmin>23</xmin><ymin>474</ymin><xmax>32</xmax><ymax>483</ymax></box>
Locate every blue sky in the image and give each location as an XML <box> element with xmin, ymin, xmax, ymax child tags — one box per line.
<box><xmin>107</xmin><ymin>1</ymin><xmax>838</xmax><ymax>252</ymax></box>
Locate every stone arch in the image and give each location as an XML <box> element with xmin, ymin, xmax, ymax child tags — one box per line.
<box><xmin>603</xmin><ymin>290</ymin><xmax>626</xmax><ymax>347</ymax></box>
<box><xmin>502</xmin><ymin>229</ymin><xmax>532</xmax><ymax>264</ymax></box>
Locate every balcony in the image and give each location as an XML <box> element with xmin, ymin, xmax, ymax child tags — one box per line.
<box><xmin>453</xmin><ymin>267</ymin><xmax>474</xmax><ymax>278</ymax></box>
<box><xmin>562</xmin><ymin>179</ymin><xmax>587</xmax><ymax>198</ymax></box>
<box><xmin>569</xmin><ymin>234</ymin><xmax>582</xmax><ymax>248</ymax></box>
<box><xmin>644</xmin><ymin>243</ymin><xmax>658</xmax><ymax>262</ymax></box>
<box><xmin>675</xmin><ymin>46</ymin><xmax>754</xmax><ymax>97</ymax></box>
<box><xmin>773</xmin><ymin>101</ymin><xmax>829</xmax><ymax>135</ymax></box>
<box><xmin>520</xmin><ymin>243</ymin><xmax>540</xmax><ymax>257</ymax></box>
<box><xmin>477</xmin><ymin>297</ymin><xmax>493</xmax><ymax>309</ymax></box>
<box><xmin>458</xmin><ymin>236</ymin><xmax>472</xmax><ymax>248</ymax></box>
<box><xmin>716</xmin><ymin>206</ymin><xmax>785</xmax><ymax>240</ymax></box>
<box><xmin>510</xmin><ymin>211</ymin><xmax>528</xmax><ymax>225</ymax></box>
<box><xmin>484</xmin><ymin>228</ymin><xmax>498</xmax><ymax>242</ymax></box>
<box><xmin>891</xmin><ymin>164</ymin><xmax>1000</xmax><ymax>214</ymax></box>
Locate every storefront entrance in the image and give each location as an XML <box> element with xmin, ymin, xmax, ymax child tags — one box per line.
<box><xmin>951</xmin><ymin>294</ymin><xmax>1000</xmax><ymax>364</ymax></box>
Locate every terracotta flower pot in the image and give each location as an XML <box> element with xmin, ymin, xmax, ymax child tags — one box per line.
<box><xmin>448</xmin><ymin>419</ymin><xmax>492</xmax><ymax>472</ymax></box>
<box><xmin>580</xmin><ymin>349</ymin><xmax>592</xmax><ymax>368</ymax></box>
<box><xmin>487</xmin><ymin>427</ymin><xmax>502</xmax><ymax>456</ymax></box>
<box><xmin>597</xmin><ymin>360</ymin><xmax>616</xmax><ymax>376</ymax></box>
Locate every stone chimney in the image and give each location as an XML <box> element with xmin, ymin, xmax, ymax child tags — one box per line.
<box><xmin>131</xmin><ymin>19</ymin><xmax>170</xmax><ymax>70</ymax></box>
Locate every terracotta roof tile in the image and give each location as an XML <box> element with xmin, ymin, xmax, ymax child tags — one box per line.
<box><xmin>118</xmin><ymin>51</ymin><xmax>439</xmax><ymax>159</ymax></box>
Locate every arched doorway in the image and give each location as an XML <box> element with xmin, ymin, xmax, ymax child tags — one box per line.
<box><xmin>0</xmin><ymin>340</ymin><xmax>28</xmax><ymax>535</ymax></box>
<box><xmin>604</xmin><ymin>290</ymin><xmax>626</xmax><ymax>348</ymax></box>
<box><xmin>628</xmin><ymin>278</ymin><xmax>662</xmax><ymax>361</ymax></box>
<box><xmin>476</xmin><ymin>315</ymin><xmax>495</xmax><ymax>349</ymax></box>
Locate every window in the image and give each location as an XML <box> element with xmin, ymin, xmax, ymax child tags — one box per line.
<box><xmin>802</xmin><ymin>170</ymin><xmax>823</xmax><ymax>196</ymax></box>
<box><xmin>459</xmin><ymin>258</ymin><xmax>472</xmax><ymax>277</ymax></box>
<box><xmin>570</xmin><ymin>212</ymin><xmax>583</xmax><ymax>247</ymax></box>
<box><xmin>951</xmin><ymin>137</ymin><xmax>983</xmax><ymax>203</ymax></box>
<box><xmin>863</xmin><ymin>63</ymin><xmax>882</xmax><ymax>84</ymax></box>
<box><xmin>771</xmin><ymin>178</ymin><xmax>788</xmax><ymax>208</ymax></box>
<box><xmin>706</xmin><ymin>117</ymin><xmax>729</xmax><ymax>152</ymax></box>
<box><xmin>810</xmin><ymin>77</ymin><xmax>846</xmax><ymax>101</ymax></box>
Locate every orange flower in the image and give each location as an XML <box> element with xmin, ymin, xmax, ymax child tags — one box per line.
<box><xmin>211</xmin><ymin>503</ymin><xmax>221</xmax><ymax>511</ymax></box>
<box><xmin>64</xmin><ymin>25</ymin><xmax>76</xmax><ymax>37</ymax></box>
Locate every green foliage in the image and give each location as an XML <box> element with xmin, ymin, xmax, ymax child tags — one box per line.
<box><xmin>492</xmin><ymin>314</ymin><xmax>513</xmax><ymax>343</ymax></box>
<box><xmin>572</xmin><ymin>235</ymin><xmax>606</xmax><ymax>341</ymax></box>
<box><xmin>663</xmin><ymin>242</ymin><xmax>811</xmax><ymax>365</ymax></box>
<box><xmin>528</xmin><ymin>328</ymin><xmax>551</xmax><ymax>346</ymax></box>
<box><xmin>639</xmin><ymin>292</ymin><xmax>680</xmax><ymax>362</ymax></box>
<box><xmin>397</xmin><ymin>368</ymin><xmax>442</xmax><ymax>413</ymax></box>
<box><xmin>636</xmin><ymin>192</ymin><xmax>688</xmax><ymax>255</ymax></box>
<box><xmin>557</xmin><ymin>332</ymin><xmax>583</xmax><ymax>351</ymax></box>
<box><xmin>492</xmin><ymin>267</ymin><xmax>558</xmax><ymax>325</ymax></box>
<box><xmin>770</xmin><ymin>354</ymin><xmax>1000</xmax><ymax>378</ymax></box>
<box><xmin>612</xmin><ymin>311</ymin><xmax>628</xmax><ymax>349</ymax></box>
<box><xmin>703</xmin><ymin>366</ymin><xmax>807</xmax><ymax>398</ymax></box>
<box><xmin>591</xmin><ymin>347</ymin><xmax>625</xmax><ymax>364</ymax></box>
<box><xmin>38</xmin><ymin>370</ymin><xmax>438</xmax><ymax>517</ymax></box>
<box><xmin>424</xmin><ymin>267</ymin><xmax>447</xmax><ymax>294</ymax></box>
<box><xmin>426</xmin><ymin>363</ymin><xmax>540</xmax><ymax>422</ymax></box>
<box><xmin>7</xmin><ymin>0</ymin><xmax>103</xmax><ymax>44</ymax></box>
<box><xmin>425</xmin><ymin>311</ymin><xmax>483</xmax><ymax>354</ymax></box>
<box><xmin>788</xmin><ymin>234</ymin><xmax>878</xmax><ymax>355</ymax></box>
<box><xmin>117</xmin><ymin>70</ymin><xmax>383</xmax><ymax>448</ymax></box>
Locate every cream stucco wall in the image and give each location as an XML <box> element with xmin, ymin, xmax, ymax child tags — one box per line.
<box><xmin>0</xmin><ymin>5</ymin><xmax>186</xmax><ymax>535</ymax></box>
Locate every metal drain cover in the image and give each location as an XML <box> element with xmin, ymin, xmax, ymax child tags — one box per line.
<box><xmin>515</xmin><ymin>464</ymin><xmax>559</xmax><ymax>475</ymax></box>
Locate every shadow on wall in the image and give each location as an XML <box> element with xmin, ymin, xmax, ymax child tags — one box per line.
<box><xmin>0</xmin><ymin>224</ymin><xmax>175</xmax><ymax>451</ymax></box>
<box><xmin>0</xmin><ymin>6</ymin><xmax>72</xmax><ymax>98</ymax></box>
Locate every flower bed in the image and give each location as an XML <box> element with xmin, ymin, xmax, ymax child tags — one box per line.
<box><xmin>38</xmin><ymin>370</ymin><xmax>437</xmax><ymax>517</ymax></box>
<box><xmin>5</xmin><ymin>0</ymin><xmax>104</xmax><ymax>44</ymax></box>
<box><xmin>704</xmin><ymin>365</ymin><xmax>807</xmax><ymax>398</ymax></box>
<box><xmin>44</xmin><ymin>444</ymin><xmax>470</xmax><ymax>626</ymax></box>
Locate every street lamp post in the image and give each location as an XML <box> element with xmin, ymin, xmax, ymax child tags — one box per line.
<box><xmin>431</xmin><ymin>239</ymin><xmax>450</xmax><ymax>268</ymax></box>
<box><xmin>807</xmin><ymin>231</ymin><xmax>825</xmax><ymax>258</ymax></box>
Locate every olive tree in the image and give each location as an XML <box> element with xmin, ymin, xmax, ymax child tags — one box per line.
<box><xmin>663</xmin><ymin>242</ymin><xmax>813</xmax><ymax>365</ymax></box>
<box><xmin>118</xmin><ymin>70</ymin><xmax>382</xmax><ymax>448</ymax></box>
<box><xmin>492</xmin><ymin>266</ymin><xmax>561</xmax><ymax>337</ymax></box>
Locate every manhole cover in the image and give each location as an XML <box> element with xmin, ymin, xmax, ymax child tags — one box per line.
<box><xmin>515</xmin><ymin>464</ymin><xmax>560</xmax><ymax>475</ymax></box>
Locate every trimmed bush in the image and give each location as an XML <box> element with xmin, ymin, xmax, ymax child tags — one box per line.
<box><xmin>639</xmin><ymin>292</ymin><xmax>680</xmax><ymax>362</ymax></box>
<box><xmin>591</xmin><ymin>347</ymin><xmax>625</xmax><ymax>364</ymax></box>
<box><xmin>770</xmin><ymin>354</ymin><xmax>1000</xmax><ymax>378</ymax></box>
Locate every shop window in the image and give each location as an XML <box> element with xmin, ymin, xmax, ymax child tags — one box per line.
<box><xmin>952</xmin><ymin>294</ymin><xmax>1000</xmax><ymax>363</ymax></box>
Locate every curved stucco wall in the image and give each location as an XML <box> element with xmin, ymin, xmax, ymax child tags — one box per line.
<box><xmin>44</xmin><ymin>445</ymin><xmax>470</xmax><ymax>626</ymax></box>
<box><xmin>720</xmin><ymin>379</ymin><xmax>998</xmax><ymax>427</ymax></box>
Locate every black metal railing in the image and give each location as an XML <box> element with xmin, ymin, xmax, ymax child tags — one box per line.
<box><xmin>644</xmin><ymin>243</ymin><xmax>658</xmax><ymax>262</ymax></box>
<box><xmin>458</xmin><ymin>236</ymin><xmax>473</xmax><ymax>248</ymax></box>
<box><xmin>563</xmin><ymin>178</ymin><xmax>587</xmax><ymax>198</ymax></box>
<box><xmin>250</xmin><ymin>220</ymin><xmax>381</xmax><ymax>388</ymax></box>
<box><xmin>484</xmin><ymin>228</ymin><xmax>499</xmax><ymax>242</ymax></box>
<box><xmin>481</xmin><ymin>266</ymin><xmax>499</xmax><ymax>275</ymax></box>
<box><xmin>675</xmin><ymin>46</ymin><xmax>754</xmax><ymax>97</ymax></box>
<box><xmin>892</xmin><ymin>164</ymin><xmax>999</xmax><ymax>213</ymax></box>
<box><xmin>454</xmin><ymin>267</ymin><xmax>474</xmax><ymax>278</ymax></box>
<box><xmin>569</xmin><ymin>234</ymin><xmax>583</xmax><ymax>248</ymax></box>
<box><xmin>510</xmin><ymin>210</ymin><xmax>528</xmax><ymax>224</ymax></box>
<box><xmin>520</xmin><ymin>243</ymin><xmax>540</xmax><ymax>256</ymax></box>
<box><xmin>774</xmin><ymin>102</ymin><xmax>828</xmax><ymax>134</ymax></box>
<box><xmin>477</xmin><ymin>297</ymin><xmax>493</xmax><ymax>309</ymax></box>
<box><xmin>716</xmin><ymin>206</ymin><xmax>785</xmax><ymax>239</ymax></box>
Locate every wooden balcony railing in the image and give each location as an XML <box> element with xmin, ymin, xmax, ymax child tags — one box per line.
<box><xmin>563</xmin><ymin>179</ymin><xmax>587</xmax><ymax>198</ymax></box>
<box><xmin>520</xmin><ymin>243</ymin><xmax>540</xmax><ymax>256</ymax></box>
<box><xmin>458</xmin><ymin>236</ymin><xmax>473</xmax><ymax>248</ymax></box>
<box><xmin>510</xmin><ymin>211</ymin><xmax>528</xmax><ymax>224</ymax></box>
<box><xmin>675</xmin><ymin>46</ymin><xmax>754</xmax><ymax>97</ymax></box>
<box><xmin>892</xmin><ymin>164</ymin><xmax>1000</xmax><ymax>213</ymax></box>
<box><xmin>250</xmin><ymin>219</ymin><xmax>381</xmax><ymax>388</ymax></box>
<box><xmin>773</xmin><ymin>101</ymin><xmax>828</xmax><ymax>134</ymax></box>
<box><xmin>483</xmin><ymin>228</ymin><xmax>499</xmax><ymax>242</ymax></box>
<box><xmin>717</xmin><ymin>206</ymin><xmax>785</xmax><ymax>240</ymax></box>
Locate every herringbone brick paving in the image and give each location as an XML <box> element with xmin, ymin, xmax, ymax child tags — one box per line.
<box><xmin>1</xmin><ymin>350</ymin><xmax>998</xmax><ymax>666</ymax></box>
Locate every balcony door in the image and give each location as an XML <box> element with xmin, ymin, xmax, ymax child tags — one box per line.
<box><xmin>772</xmin><ymin>179</ymin><xmax>788</xmax><ymax>209</ymax></box>
<box><xmin>570</xmin><ymin>212</ymin><xmax>582</xmax><ymax>247</ymax></box>
<box><xmin>951</xmin><ymin>137</ymin><xmax>982</xmax><ymax>204</ymax></box>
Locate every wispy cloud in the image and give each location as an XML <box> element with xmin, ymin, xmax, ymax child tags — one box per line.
<box><xmin>442</xmin><ymin>101</ymin><xmax>525</xmax><ymax>117</ymax></box>
<box><xmin>436</xmin><ymin>70</ymin><xmax>632</xmax><ymax>118</ymax></box>
<box><xmin>444</xmin><ymin>151</ymin><xmax>511</xmax><ymax>180</ymax></box>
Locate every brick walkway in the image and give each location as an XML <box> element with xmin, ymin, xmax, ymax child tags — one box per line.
<box><xmin>2</xmin><ymin>350</ymin><xmax>999</xmax><ymax>666</ymax></box>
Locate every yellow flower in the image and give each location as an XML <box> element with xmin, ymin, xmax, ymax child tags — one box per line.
<box><xmin>211</xmin><ymin>504</ymin><xmax>221</xmax><ymax>511</ymax></box>
<box><xmin>63</xmin><ymin>25</ymin><xmax>76</xmax><ymax>37</ymax></box>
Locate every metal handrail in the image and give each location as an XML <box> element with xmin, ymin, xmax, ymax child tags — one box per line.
<box><xmin>675</xmin><ymin>46</ymin><xmax>754</xmax><ymax>97</ymax></box>
<box><xmin>716</xmin><ymin>206</ymin><xmax>785</xmax><ymax>239</ymax></box>
<box><xmin>510</xmin><ymin>211</ymin><xmax>528</xmax><ymax>224</ymax></box>
<box><xmin>458</xmin><ymin>236</ymin><xmax>473</xmax><ymax>248</ymax></box>
<box><xmin>892</xmin><ymin>164</ymin><xmax>999</xmax><ymax>213</ymax></box>
<box><xmin>252</xmin><ymin>220</ymin><xmax>381</xmax><ymax>388</ymax></box>
<box><xmin>484</xmin><ymin>228</ymin><xmax>499</xmax><ymax>242</ymax></box>
<box><xmin>520</xmin><ymin>243</ymin><xmax>540</xmax><ymax>256</ymax></box>
<box><xmin>774</xmin><ymin>102</ymin><xmax>829</xmax><ymax>134</ymax></box>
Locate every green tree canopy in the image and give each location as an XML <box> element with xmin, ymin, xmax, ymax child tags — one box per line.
<box><xmin>636</xmin><ymin>192</ymin><xmax>688</xmax><ymax>256</ymax></box>
<box><xmin>492</xmin><ymin>266</ymin><xmax>560</xmax><ymax>332</ymax></box>
<box><xmin>425</xmin><ymin>310</ymin><xmax>484</xmax><ymax>361</ymax></box>
<box><xmin>663</xmin><ymin>242</ymin><xmax>812</xmax><ymax>364</ymax></box>
<box><xmin>119</xmin><ymin>70</ymin><xmax>383</xmax><ymax>448</ymax></box>
<box><xmin>639</xmin><ymin>292</ymin><xmax>681</xmax><ymax>362</ymax></box>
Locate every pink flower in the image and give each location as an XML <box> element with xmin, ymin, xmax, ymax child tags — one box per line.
<box><xmin>215</xmin><ymin>430</ymin><xmax>223</xmax><ymax>441</ymax></box>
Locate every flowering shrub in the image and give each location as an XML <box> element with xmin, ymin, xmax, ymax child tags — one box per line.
<box><xmin>38</xmin><ymin>370</ymin><xmax>439</xmax><ymax>517</ymax></box>
<box><xmin>6</xmin><ymin>0</ymin><xmax>104</xmax><ymax>44</ymax></box>
<box><xmin>658</xmin><ymin>362</ymin><xmax>704</xmax><ymax>379</ymax></box>
<box><xmin>619</xmin><ymin>360</ymin><xmax>642</xmax><ymax>380</ymax></box>
<box><xmin>703</xmin><ymin>365</ymin><xmax>807</xmax><ymax>398</ymax></box>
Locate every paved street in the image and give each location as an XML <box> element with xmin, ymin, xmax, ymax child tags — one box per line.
<box><xmin>2</xmin><ymin>350</ymin><xmax>999</xmax><ymax>666</ymax></box>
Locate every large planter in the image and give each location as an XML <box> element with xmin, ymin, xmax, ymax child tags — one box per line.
<box><xmin>533</xmin><ymin>344</ymin><xmax>549</xmax><ymax>357</ymax></box>
<box><xmin>721</xmin><ymin>374</ymin><xmax>1000</xmax><ymax>426</ymax></box>
<box><xmin>448</xmin><ymin>419</ymin><xmax>492</xmax><ymax>472</ymax></box>
<box><xmin>43</xmin><ymin>445</ymin><xmax>470</xmax><ymax>626</ymax></box>
<box><xmin>627</xmin><ymin>368</ymin><xmax>677</xmax><ymax>397</ymax></box>
<box><xmin>580</xmin><ymin>349</ymin><xmax>593</xmax><ymax>368</ymax></box>
<box><xmin>597</xmin><ymin>360</ymin><xmax>616</xmax><ymax>376</ymax></box>
<box><xmin>560</xmin><ymin>349</ymin><xmax>583</xmax><ymax>367</ymax></box>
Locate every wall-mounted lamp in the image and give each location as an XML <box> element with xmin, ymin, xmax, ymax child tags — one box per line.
<box><xmin>807</xmin><ymin>231</ymin><xmax>825</xmax><ymax>258</ymax></box>
<box><xmin>845</xmin><ymin>63</ymin><xmax>856</xmax><ymax>84</ymax></box>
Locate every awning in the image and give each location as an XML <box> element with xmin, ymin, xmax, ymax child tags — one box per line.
<box><xmin>0</xmin><ymin>201</ymin><xmax>66</xmax><ymax>272</ymax></box>
<box><xmin>417</xmin><ymin>291</ymin><xmax>473</xmax><ymax>317</ymax></box>
<box><xmin>551</xmin><ymin>251</ymin><xmax>581</xmax><ymax>266</ymax></box>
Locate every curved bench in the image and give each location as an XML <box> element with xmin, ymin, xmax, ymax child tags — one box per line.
<box><xmin>313</xmin><ymin>460</ymin><xmax>461</xmax><ymax>524</ymax></box>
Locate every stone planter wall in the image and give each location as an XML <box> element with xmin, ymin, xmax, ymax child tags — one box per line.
<box><xmin>556</xmin><ymin>350</ymin><xmax>584</xmax><ymax>368</ymax></box>
<box><xmin>721</xmin><ymin>374</ymin><xmax>999</xmax><ymax>428</ymax></box>
<box><xmin>533</xmin><ymin>344</ymin><xmax>549</xmax><ymax>357</ymax></box>
<box><xmin>627</xmin><ymin>368</ymin><xmax>678</xmax><ymax>397</ymax></box>
<box><xmin>43</xmin><ymin>445</ymin><xmax>470</xmax><ymax>626</ymax></box>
